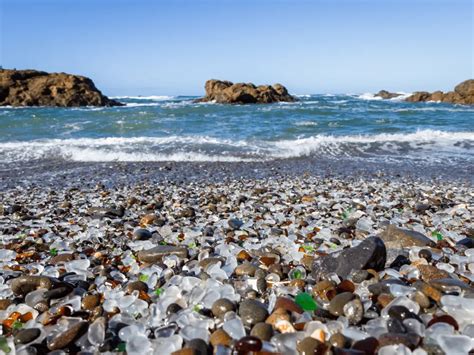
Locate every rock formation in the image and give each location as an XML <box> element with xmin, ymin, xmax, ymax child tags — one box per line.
<box><xmin>405</xmin><ymin>79</ymin><xmax>473</xmax><ymax>105</ymax></box>
<box><xmin>374</xmin><ymin>90</ymin><xmax>402</xmax><ymax>99</ymax></box>
<box><xmin>0</xmin><ymin>69</ymin><xmax>123</xmax><ymax>107</ymax></box>
<box><xmin>196</xmin><ymin>79</ymin><xmax>297</xmax><ymax>104</ymax></box>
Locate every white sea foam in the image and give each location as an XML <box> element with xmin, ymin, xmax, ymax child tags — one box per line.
<box><xmin>0</xmin><ymin>130</ymin><xmax>472</xmax><ymax>163</ymax></box>
<box><xmin>295</xmin><ymin>121</ymin><xmax>318</xmax><ymax>126</ymax></box>
<box><xmin>356</xmin><ymin>92</ymin><xmax>412</xmax><ymax>101</ymax></box>
<box><xmin>111</xmin><ymin>95</ymin><xmax>175</xmax><ymax>101</ymax></box>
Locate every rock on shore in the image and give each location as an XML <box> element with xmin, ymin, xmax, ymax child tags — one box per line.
<box><xmin>196</xmin><ymin>79</ymin><xmax>297</xmax><ymax>104</ymax></box>
<box><xmin>374</xmin><ymin>90</ymin><xmax>403</xmax><ymax>99</ymax></box>
<box><xmin>405</xmin><ymin>79</ymin><xmax>473</xmax><ymax>105</ymax></box>
<box><xmin>0</xmin><ymin>69</ymin><xmax>123</xmax><ymax>107</ymax></box>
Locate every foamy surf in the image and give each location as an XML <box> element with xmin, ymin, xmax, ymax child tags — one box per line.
<box><xmin>0</xmin><ymin>130</ymin><xmax>472</xmax><ymax>164</ymax></box>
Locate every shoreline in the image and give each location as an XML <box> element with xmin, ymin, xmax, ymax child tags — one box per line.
<box><xmin>0</xmin><ymin>156</ymin><xmax>472</xmax><ymax>191</ymax></box>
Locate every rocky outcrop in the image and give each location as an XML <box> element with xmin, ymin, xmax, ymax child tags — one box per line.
<box><xmin>0</xmin><ymin>69</ymin><xmax>123</xmax><ymax>107</ymax></box>
<box><xmin>405</xmin><ymin>79</ymin><xmax>474</xmax><ymax>105</ymax></box>
<box><xmin>196</xmin><ymin>79</ymin><xmax>297</xmax><ymax>104</ymax></box>
<box><xmin>374</xmin><ymin>90</ymin><xmax>402</xmax><ymax>99</ymax></box>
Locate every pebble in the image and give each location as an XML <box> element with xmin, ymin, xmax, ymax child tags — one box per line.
<box><xmin>10</xmin><ymin>275</ymin><xmax>55</xmax><ymax>296</ymax></box>
<box><xmin>250</xmin><ymin>322</ymin><xmax>273</xmax><ymax>341</ymax></box>
<box><xmin>234</xmin><ymin>336</ymin><xmax>262</xmax><ymax>352</ymax></box>
<box><xmin>47</xmin><ymin>321</ymin><xmax>89</xmax><ymax>350</ymax></box>
<box><xmin>132</xmin><ymin>228</ymin><xmax>152</xmax><ymax>240</ymax></box>
<box><xmin>239</xmin><ymin>299</ymin><xmax>269</xmax><ymax>327</ymax></box>
<box><xmin>312</xmin><ymin>237</ymin><xmax>386</xmax><ymax>279</ymax></box>
<box><xmin>209</xmin><ymin>329</ymin><xmax>232</xmax><ymax>347</ymax></box>
<box><xmin>126</xmin><ymin>280</ymin><xmax>149</xmax><ymax>293</ymax></box>
<box><xmin>82</xmin><ymin>294</ymin><xmax>100</xmax><ymax>310</ymax></box>
<box><xmin>137</xmin><ymin>245</ymin><xmax>188</xmax><ymax>263</ymax></box>
<box><xmin>211</xmin><ymin>298</ymin><xmax>235</xmax><ymax>318</ymax></box>
<box><xmin>379</xmin><ymin>225</ymin><xmax>436</xmax><ymax>249</ymax></box>
<box><xmin>297</xmin><ymin>337</ymin><xmax>324</xmax><ymax>355</ymax></box>
<box><xmin>329</xmin><ymin>292</ymin><xmax>355</xmax><ymax>316</ymax></box>
<box><xmin>14</xmin><ymin>328</ymin><xmax>41</xmax><ymax>344</ymax></box>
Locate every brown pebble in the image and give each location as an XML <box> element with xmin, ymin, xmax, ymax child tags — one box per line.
<box><xmin>265</xmin><ymin>308</ymin><xmax>290</xmax><ymax>328</ymax></box>
<box><xmin>250</xmin><ymin>322</ymin><xmax>274</xmax><ymax>341</ymax></box>
<box><xmin>82</xmin><ymin>294</ymin><xmax>100</xmax><ymax>310</ymax></box>
<box><xmin>329</xmin><ymin>332</ymin><xmax>348</xmax><ymax>348</ymax></box>
<box><xmin>0</xmin><ymin>299</ymin><xmax>12</xmax><ymax>310</ymax></box>
<box><xmin>47</xmin><ymin>321</ymin><xmax>89</xmax><ymax>350</ymax></box>
<box><xmin>313</xmin><ymin>280</ymin><xmax>336</xmax><ymax>301</ymax></box>
<box><xmin>126</xmin><ymin>280</ymin><xmax>149</xmax><ymax>294</ymax></box>
<box><xmin>427</xmin><ymin>314</ymin><xmax>459</xmax><ymax>330</ymax></box>
<box><xmin>234</xmin><ymin>336</ymin><xmax>263</xmax><ymax>353</ymax></box>
<box><xmin>209</xmin><ymin>329</ymin><xmax>232</xmax><ymax>347</ymax></box>
<box><xmin>377</xmin><ymin>293</ymin><xmax>394</xmax><ymax>308</ymax></box>
<box><xmin>413</xmin><ymin>291</ymin><xmax>430</xmax><ymax>309</ymax></box>
<box><xmin>211</xmin><ymin>298</ymin><xmax>235</xmax><ymax>318</ymax></box>
<box><xmin>377</xmin><ymin>333</ymin><xmax>421</xmax><ymax>350</ymax></box>
<box><xmin>329</xmin><ymin>292</ymin><xmax>355</xmax><ymax>316</ymax></box>
<box><xmin>297</xmin><ymin>337</ymin><xmax>326</xmax><ymax>355</ymax></box>
<box><xmin>235</xmin><ymin>263</ymin><xmax>258</xmax><ymax>277</ymax></box>
<box><xmin>49</xmin><ymin>253</ymin><xmax>74</xmax><ymax>265</ymax></box>
<box><xmin>273</xmin><ymin>297</ymin><xmax>303</xmax><ymax>314</ymax></box>
<box><xmin>352</xmin><ymin>337</ymin><xmax>379</xmax><ymax>355</ymax></box>
<box><xmin>417</xmin><ymin>265</ymin><xmax>449</xmax><ymax>282</ymax></box>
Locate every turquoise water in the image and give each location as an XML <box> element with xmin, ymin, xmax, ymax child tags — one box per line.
<box><xmin>0</xmin><ymin>94</ymin><xmax>473</xmax><ymax>164</ymax></box>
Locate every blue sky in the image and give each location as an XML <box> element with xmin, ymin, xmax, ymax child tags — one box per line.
<box><xmin>1</xmin><ymin>0</ymin><xmax>472</xmax><ymax>95</ymax></box>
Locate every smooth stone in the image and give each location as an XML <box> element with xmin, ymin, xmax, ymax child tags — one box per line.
<box><xmin>47</xmin><ymin>321</ymin><xmax>89</xmax><ymax>350</ymax></box>
<box><xmin>427</xmin><ymin>315</ymin><xmax>459</xmax><ymax>330</ymax></box>
<box><xmin>199</xmin><ymin>257</ymin><xmax>225</xmax><ymax>269</ymax></box>
<box><xmin>137</xmin><ymin>245</ymin><xmax>188</xmax><ymax>263</ymax></box>
<box><xmin>457</xmin><ymin>237</ymin><xmax>474</xmax><ymax>248</ymax></box>
<box><xmin>10</xmin><ymin>276</ymin><xmax>54</xmax><ymax>296</ymax></box>
<box><xmin>312</xmin><ymin>237</ymin><xmax>386</xmax><ymax>279</ymax></box>
<box><xmin>82</xmin><ymin>294</ymin><xmax>100</xmax><ymax>310</ymax></box>
<box><xmin>329</xmin><ymin>292</ymin><xmax>355</xmax><ymax>316</ymax></box>
<box><xmin>0</xmin><ymin>299</ymin><xmax>12</xmax><ymax>310</ymax></box>
<box><xmin>180</xmin><ymin>207</ymin><xmax>196</xmax><ymax>218</ymax></box>
<box><xmin>266</xmin><ymin>308</ymin><xmax>290</xmax><ymax>328</ymax></box>
<box><xmin>14</xmin><ymin>328</ymin><xmax>41</xmax><ymax>344</ymax></box>
<box><xmin>126</xmin><ymin>280</ymin><xmax>149</xmax><ymax>294</ymax></box>
<box><xmin>88</xmin><ymin>206</ymin><xmax>125</xmax><ymax>218</ymax></box>
<box><xmin>352</xmin><ymin>337</ymin><xmax>379</xmax><ymax>355</ymax></box>
<box><xmin>312</xmin><ymin>280</ymin><xmax>336</xmax><ymax>301</ymax></box>
<box><xmin>234</xmin><ymin>263</ymin><xmax>257</xmax><ymax>277</ymax></box>
<box><xmin>49</xmin><ymin>253</ymin><xmax>74</xmax><ymax>264</ymax></box>
<box><xmin>228</xmin><ymin>218</ymin><xmax>244</xmax><ymax>230</ymax></box>
<box><xmin>297</xmin><ymin>337</ymin><xmax>324</xmax><ymax>355</ymax></box>
<box><xmin>211</xmin><ymin>298</ymin><xmax>235</xmax><ymax>318</ymax></box>
<box><xmin>379</xmin><ymin>225</ymin><xmax>435</xmax><ymax>249</ymax></box>
<box><xmin>273</xmin><ymin>297</ymin><xmax>303</xmax><ymax>314</ymax></box>
<box><xmin>250</xmin><ymin>322</ymin><xmax>273</xmax><ymax>341</ymax></box>
<box><xmin>234</xmin><ymin>336</ymin><xmax>262</xmax><ymax>352</ymax></box>
<box><xmin>387</xmin><ymin>318</ymin><xmax>406</xmax><ymax>333</ymax></box>
<box><xmin>377</xmin><ymin>333</ymin><xmax>421</xmax><ymax>350</ymax></box>
<box><xmin>329</xmin><ymin>333</ymin><xmax>348</xmax><ymax>348</ymax></box>
<box><xmin>413</xmin><ymin>291</ymin><xmax>430</xmax><ymax>309</ymax></box>
<box><xmin>238</xmin><ymin>299</ymin><xmax>269</xmax><ymax>327</ymax></box>
<box><xmin>209</xmin><ymin>329</ymin><xmax>232</xmax><ymax>347</ymax></box>
<box><xmin>132</xmin><ymin>228</ymin><xmax>152</xmax><ymax>240</ymax></box>
<box><xmin>44</xmin><ymin>286</ymin><xmax>72</xmax><ymax>300</ymax></box>
<box><xmin>184</xmin><ymin>338</ymin><xmax>209</xmax><ymax>355</ymax></box>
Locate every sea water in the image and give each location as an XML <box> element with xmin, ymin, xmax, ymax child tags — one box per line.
<box><xmin>0</xmin><ymin>94</ymin><xmax>472</xmax><ymax>166</ymax></box>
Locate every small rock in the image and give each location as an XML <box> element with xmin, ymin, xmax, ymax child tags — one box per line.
<box><xmin>211</xmin><ymin>298</ymin><xmax>235</xmax><ymax>318</ymax></box>
<box><xmin>234</xmin><ymin>336</ymin><xmax>262</xmax><ymax>352</ymax></box>
<box><xmin>234</xmin><ymin>263</ymin><xmax>257</xmax><ymax>277</ymax></box>
<box><xmin>239</xmin><ymin>299</ymin><xmax>269</xmax><ymax>327</ymax></box>
<box><xmin>14</xmin><ymin>328</ymin><xmax>41</xmax><ymax>344</ymax></box>
<box><xmin>47</xmin><ymin>321</ymin><xmax>89</xmax><ymax>350</ymax></box>
<box><xmin>137</xmin><ymin>245</ymin><xmax>188</xmax><ymax>263</ymax></box>
<box><xmin>132</xmin><ymin>228</ymin><xmax>152</xmax><ymax>241</ymax></box>
<box><xmin>82</xmin><ymin>294</ymin><xmax>100</xmax><ymax>310</ymax></box>
<box><xmin>329</xmin><ymin>292</ymin><xmax>355</xmax><ymax>316</ymax></box>
<box><xmin>250</xmin><ymin>322</ymin><xmax>273</xmax><ymax>341</ymax></box>
<box><xmin>312</xmin><ymin>237</ymin><xmax>386</xmax><ymax>279</ymax></box>
<box><xmin>228</xmin><ymin>218</ymin><xmax>244</xmax><ymax>230</ymax></box>
<box><xmin>10</xmin><ymin>276</ymin><xmax>55</xmax><ymax>296</ymax></box>
<box><xmin>297</xmin><ymin>337</ymin><xmax>324</xmax><ymax>355</ymax></box>
<box><xmin>49</xmin><ymin>253</ymin><xmax>74</xmax><ymax>265</ymax></box>
<box><xmin>209</xmin><ymin>329</ymin><xmax>232</xmax><ymax>347</ymax></box>
<box><xmin>417</xmin><ymin>265</ymin><xmax>449</xmax><ymax>282</ymax></box>
<box><xmin>379</xmin><ymin>225</ymin><xmax>435</xmax><ymax>249</ymax></box>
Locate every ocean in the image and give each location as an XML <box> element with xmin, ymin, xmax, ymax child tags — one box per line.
<box><xmin>0</xmin><ymin>93</ymin><xmax>473</xmax><ymax>171</ymax></box>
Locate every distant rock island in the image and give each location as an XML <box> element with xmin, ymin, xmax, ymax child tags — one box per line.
<box><xmin>376</xmin><ymin>79</ymin><xmax>473</xmax><ymax>105</ymax></box>
<box><xmin>0</xmin><ymin>69</ymin><xmax>123</xmax><ymax>107</ymax></box>
<box><xmin>196</xmin><ymin>79</ymin><xmax>297</xmax><ymax>104</ymax></box>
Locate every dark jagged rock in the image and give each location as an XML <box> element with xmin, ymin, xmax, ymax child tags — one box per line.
<box><xmin>195</xmin><ymin>79</ymin><xmax>297</xmax><ymax>104</ymax></box>
<box><xmin>405</xmin><ymin>79</ymin><xmax>474</xmax><ymax>105</ymax></box>
<box><xmin>0</xmin><ymin>69</ymin><xmax>123</xmax><ymax>107</ymax></box>
<box><xmin>311</xmin><ymin>237</ymin><xmax>387</xmax><ymax>279</ymax></box>
<box><xmin>374</xmin><ymin>90</ymin><xmax>402</xmax><ymax>99</ymax></box>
